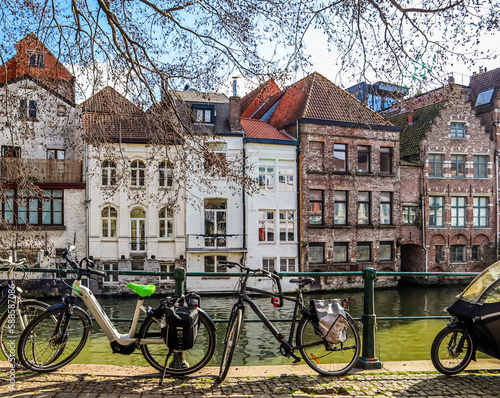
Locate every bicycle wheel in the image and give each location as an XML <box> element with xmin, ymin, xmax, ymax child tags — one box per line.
<box><xmin>431</xmin><ymin>326</ymin><xmax>474</xmax><ymax>375</ymax></box>
<box><xmin>0</xmin><ymin>299</ymin><xmax>50</xmax><ymax>362</ymax></box>
<box><xmin>139</xmin><ymin>309</ymin><xmax>216</xmax><ymax>376</ymax></box>
<box><xmin>18</xmin><ymin>306</ymin><xmax>91</xmax><ymax>372</ymax></box>
<box><xmin>297</xmin><ymin>313</ymin><xmax>360</xmax><ymax>376</ymax></box>
<box><xmin>218</xmin><ymin>306</ymin><xmax>243</xmax><ymax>382</ymax></box>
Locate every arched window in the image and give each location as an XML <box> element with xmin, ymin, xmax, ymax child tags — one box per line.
<box><xmin>159</xmin><ymin>207</ymin><xmax>174</xmax><ymax>238</ymax></box>
<box><xmin>102</xmin><ymin>160</ymin><xmax>117</xmax><ymax>186</ymax></box>
<box><xmin>130</xmin><ymin>160</ymin><xmax>145</xmax><ymax>187</ymax></box>
<box><xmin>159</xmin><ymin>161</ymin><xmax>173</xmax><ymax>188</ymax></box>
<box><xmin>102</xmin><ymin>206</ymin><xmax>117</xmax><ymax>238</ymax></box>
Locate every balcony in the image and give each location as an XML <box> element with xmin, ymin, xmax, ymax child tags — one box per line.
<box><xmin>0</xmin><ymin>158</ymin><xmax>83</xmax><ymax>183</ymax></box>
<box><xmin>186</xmin><ymin>234</ymin><xmax>246</xmax><ymax>252</ymax></box>
<box><xmin>130</xmin><ymin>237</ymin><xmax>147</xmax><ymax>253</ymax></box>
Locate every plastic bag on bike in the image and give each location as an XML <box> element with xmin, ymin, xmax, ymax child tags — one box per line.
<box><xmin>161</xmin><ymin>294</ymin><xmax>200</xmax><ymax>350</ymax></box>
<box><xmin>311</xmin><ymin>299</ymin><xmax>349</xmax><ymax>344</ymax></box>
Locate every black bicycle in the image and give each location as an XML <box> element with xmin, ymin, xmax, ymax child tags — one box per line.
<box><xmin>218</xmin><ymin>261</ymin><xmax>360</xmax><ymax>381</ymax></box>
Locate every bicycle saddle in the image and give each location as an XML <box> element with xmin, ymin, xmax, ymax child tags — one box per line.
<box><xmin>289</xmin><ymin>278</ymin><xmax>315</xmax><ymax>285</ymax></box>
<box><xmin>127</xmin><ymin>283</ymin><xmax>156</xmax><ymax>297</ymax></box>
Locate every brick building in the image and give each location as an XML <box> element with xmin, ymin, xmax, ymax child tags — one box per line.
<box><xmin>244</xmin><ymin>72</ymin><xmax>402</xmax><ymax>289</ymax></box>
<box><xmin>390</xmin><ymin>82</ymin><xmax>496</xmax><ymax>273</ymax></box>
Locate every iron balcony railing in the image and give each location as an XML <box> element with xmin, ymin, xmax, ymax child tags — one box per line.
<box><xmin>186</xmin><ymin>233</ymin><xmax>245</xmax><ymax>251</ymax></box>
<box><xmin>129</xmin><ymin>237</ymin><xmax>147</xmax><ymax>252</ymax></box>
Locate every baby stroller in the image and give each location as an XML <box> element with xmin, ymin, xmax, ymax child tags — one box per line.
<box><xmin>431</xmin><ymin>260</ymin><xmax>500</xmax><ymax>375</ymax></box>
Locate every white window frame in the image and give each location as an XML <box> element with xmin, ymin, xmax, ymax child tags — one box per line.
<box><xmin>102</xmin><ymin>262</ymin><xmax>119</xmax><ymax>283</ymax></box>
<box><xmin>279</xmin><ymin>258</ymin><xmax>296</xmax><ymax>272</ymax></box>
<box><xmin>262</xmin><ymin>258</ymin><xmax>275</xmax><ymax>272</ymax></box>
<box><xmin>278</xmin><ymin>162</ymin><xmax>294</xmax><ymax>191</ymax></box>
<box><xmin>259</xmin><ymin>210</ymin><xmax>275</xmax><ymax>242</ymax></box>
<box><xmin>279</xmin><ymin>210</ymin><xmax>295</xmax><ymax>242</ymax></box>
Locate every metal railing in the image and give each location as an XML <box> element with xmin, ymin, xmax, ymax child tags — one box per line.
<box><xmin>0</xmin><ymin>266</ymin><xmax>478</xmax><ymax>369</ymax></box>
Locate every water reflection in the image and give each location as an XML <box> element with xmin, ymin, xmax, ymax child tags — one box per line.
<box><xmin>34</xmin><ymin>284</ymin><xmax>467</xmax><ymax>367</ymax></box>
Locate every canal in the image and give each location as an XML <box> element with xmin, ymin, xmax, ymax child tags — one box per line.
<box><xmin>26</xmin><ymin>283</ymin><xmax>473</xmax><ymax>368</ymax></box>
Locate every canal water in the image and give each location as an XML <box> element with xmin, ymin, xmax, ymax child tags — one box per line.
<box><xmin>6</xmin><ymin>284</ymin><xmax>478</xmax><ymax>367</ymax></box>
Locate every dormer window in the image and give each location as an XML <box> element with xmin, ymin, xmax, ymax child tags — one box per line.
<box><xmin>29</xmin><ymin>52</ymin><xmax>44</xmax><ymax>67</ymax></box>
<box><xmin>475</xmin><ymin>88</ymin><xmax>494</xmax><ymax>107</ymax></box>
<box><xmin>192</xmin><ymin>104</ymin><xmax>214</xmax><ymax>124</ymax></box>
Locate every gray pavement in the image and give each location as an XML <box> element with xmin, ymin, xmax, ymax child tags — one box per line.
<box><xmin>1</xmin><ymin>360</ymin><xmax>500</xmax><ymax>397</ymax></box>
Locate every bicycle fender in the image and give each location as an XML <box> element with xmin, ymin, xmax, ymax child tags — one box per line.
<box><xmin>46</xmin><ymin>304</ymin><xmax>93</xmax><ymax>327</ymax></box>
<box><xmin>198</xmin><ymin>308</ymin><xmax>216</xmax><ymax>330</ymax></box>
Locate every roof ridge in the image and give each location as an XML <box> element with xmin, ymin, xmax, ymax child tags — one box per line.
<box><xmin>301</xmin><ymin>73</ymin><xmax>317</xmax><ymax>119</ymax></box>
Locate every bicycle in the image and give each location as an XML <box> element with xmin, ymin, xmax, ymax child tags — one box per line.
<box><xmin>218</xmin><ymin>261</ymin><xmax>360</xmax><ymax>381</ymax></box>
<box><xmin>0</xmin><ymin>258</ymin><xmax>50</xmax><ymax>365</ymax></box>
<box><xmin>17</xmin><ymin>247</ymin><xmax>216</xmax><ymax>376</ymax></box>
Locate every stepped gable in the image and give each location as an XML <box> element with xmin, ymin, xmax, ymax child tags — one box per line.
<box><xmin>81</xmin><ymin>86</ymin><xmax>152</xmax><ymax>142</ymax></box>
<box><xmin>240</xmin><ymin>79</ymin><xmax>281</xmax><ymax>118</ymax></box>
<box><xmin>389</xmin><ymin>101</ymin><xmax>443</xmax><ymax>158</ymax></box>
<box><xmin>241</xmin><ymin>118</ymin><xmax>293</xmax><ymax>141</ymax></box>
<box><xmin>264</xmin><ymin>72</ymin><xmax>390</xmax><ymax>129</ymax></box>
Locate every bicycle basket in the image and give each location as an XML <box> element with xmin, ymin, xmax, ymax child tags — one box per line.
<box><xmin>311</xmin><ymin>299</ymin><xmax>348</xmax><ymax>344</ymax></box>
<box><xmin>160</xmin><ymin>295</ymin><xmax>199</xmax><ymax>350</ymax></box>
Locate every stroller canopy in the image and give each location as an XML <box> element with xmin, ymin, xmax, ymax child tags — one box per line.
<box><xmin>458</xmin><ymin>260</ymin><xmax>500</xmax><ymax>304</ymax></box>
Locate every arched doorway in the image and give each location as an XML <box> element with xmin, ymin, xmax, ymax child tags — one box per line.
<box><xmin>400</xmin><ymin>243</ymin><xmax>425</xmax><ymax>272</ymax></box>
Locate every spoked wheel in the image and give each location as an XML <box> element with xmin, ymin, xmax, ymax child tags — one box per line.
<box><xmin>0</xmin><ymin>299</ymin><xmax>50</xmax><ymax>364</ymax></box>
<box><xmin>297</xmin><ymin>313</ymin><xmax>360</xmax><ymax>376</ymax></box>
<box><xmin>17</xmin><ymin>307</ymin><xmax>91</xmax><ymax>372</ymax></box>
<box><xmin>218</xmin><ymin>306</ymin><xmax>243</xmax><ymax>382</ymax></box>
<box><xmin>431</xmin><ymin>326</ymin><xmax>474</xmax><ymax>375</ymax></box>
<box><xmin>139</xmin><ymin>310</ymin><xmax>216</xmax><ymax>376</ymax></box>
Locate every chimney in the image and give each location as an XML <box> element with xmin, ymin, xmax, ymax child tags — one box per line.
<box><xmin>229</xmin><ymin>96</ymin><xmax>243</xmax><ymax>131</ymax></box>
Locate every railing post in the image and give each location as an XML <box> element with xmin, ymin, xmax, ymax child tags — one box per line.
<box><xmin>358</xmin><ymin>267</ymin><xmax>382</xmax><ymax>369</ymax></box>
<box><xmin>173</xmin><ymin>267</ymin><xmax>186</xmax><ymax>296</ymax></box>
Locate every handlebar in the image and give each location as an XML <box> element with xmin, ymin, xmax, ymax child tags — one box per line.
<box><xmin>61</xmin><ymin>249</ymin><xmax>106</xmax><ymax>278</ymax></box>
<box><xmin>0</xmin><ymin>258</ymin><xmax>27</xmax><ymax>280</ymax></box>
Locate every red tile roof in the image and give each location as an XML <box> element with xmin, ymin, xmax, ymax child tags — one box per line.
<box><xmin>241</xmin><ymin>118</ymin><xmax>293</xmax><ymax>141</ymax></box>
<box><xmin>240</xmin><ymin>79</ymin><xmax>281</xmax><ymax>118</ymax></box>
<box><xmin>258</xmin><ymin>72</ymin><xmax>390</xmax><ymax>128</ymax></box>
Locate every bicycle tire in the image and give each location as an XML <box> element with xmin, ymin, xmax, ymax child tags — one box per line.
<box><xmin>218</xmin><ymin>306</ymin><xmax>243</xmax><ymax>382</ymax></box>
<box><xmin>297</xmin><ymin>313</ymin><xmax>360</xmax><ymax>376</ymax></box>
<box><xmin>17</xmin><ymin>306</ymin><xmax>91</xmax><ymax>372</ymax></box>
<box><xmin>0</xmin><ymin>299</ymin><xmax>50</xmax><ymax>362</ymax></box>
<box><xmin>431</xmin><ymin>325</ymin><xmax>474</xmax><ymax>375</ymax></box>
<box><xmin>139</xmin><ymin>309</ymin><xmax>216</xmax><ymax>376</ymax></box>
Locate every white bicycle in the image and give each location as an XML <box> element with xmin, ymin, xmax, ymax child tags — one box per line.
<box><xmin>17</xmin><ymin>247</ymin><xmax>216</xmax><ymax>376</ymax></box>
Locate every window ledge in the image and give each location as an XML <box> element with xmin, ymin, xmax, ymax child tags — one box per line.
<box><xmin>333</xmin><ymin>225</ymin><xmax>351</xmax><ymax>229</ymax></box>
<box><xmin>0</xmin><ymin>225</ymin><xmax>66</xmax><ymax>231</ymax></box>
<box><xmin>309</xmin><ymin>224</ymin><xmax>327</xmax><ymax>228</ymax></box>
<box><xmin>379</xmin><ymin>173</ymin><xmax>396</xmax><ymax>177</ymax></box>
<box><xmin>158</xmin><ymin>186</ymin><xmax>174</xmax><ymax>190</ymax></box>
<box><xmin>357</xmin><ymin>224</ymin><xmax>374</xmax><ymax>228</ymax></box>
<box><xmin>332</xmin><ymin>171</ymin><xmax>350</xmax><ymax>175</ymax></box>
<box><xmin>130</xmin><ymin>186</ymin><xmax>145</xmax><ymax>190</ymax></box>
<box><xmin>379</xmin><ymin>224</ymin><xmax>396</xmax><ymax>229</ymax></box>
<box><xmin>356</xmin><ymin>172</ymin><xmax>373</xmax><ymax>176</ymax></box>
<box><xmin>308</xmin><ymin>170</ymin><xmax>328</xmax><ymax>175</ymax></box>
<box><xmin>158</xmin><ymin>238</ymin><xmax>175</xmax><ymax>242</ymax></box>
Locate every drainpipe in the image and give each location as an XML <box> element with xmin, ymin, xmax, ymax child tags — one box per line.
<box><xmin>422</xmin><ymin>193</ymin><xmax>428</xmax><ymax>273</ymax></box>
<box><xmin>296</xmin><ymin>120</ymin><xmax>301</xmax><ymax>272</ymax></box>
<box><xmin>496</xmin><ymin>149</ymin><xmax>499</xmax><ymax>260</ymax></box>
<box><xmin>242</xmin><ymin>147</ymin><xmax>247</xmax><ymax>254</ymax></box>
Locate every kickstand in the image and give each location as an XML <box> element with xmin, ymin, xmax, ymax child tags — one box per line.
<box><xmin>159</xmin><ymin>349</ymin><xmax>173</xmax><ymax>386</ymax></box>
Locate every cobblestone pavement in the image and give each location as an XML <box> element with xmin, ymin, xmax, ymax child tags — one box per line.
<box><xmin>1</xmin><ymin>368</ymin><xmax>500</xmax><ymax>398</ymax></box>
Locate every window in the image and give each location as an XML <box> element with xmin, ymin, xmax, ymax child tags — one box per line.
<box><xmin>357</xmin><ymin>191</ymin><xmax>371</xmax><ymax>225</ymax></box>
<box><xmin>130</xmin><ymin>207</ymin><xmax>146</xmax><ymax>251</ymax></box>
<box><xmin>57</xmin><ymin>104</ymin><xmax>66</xmax><ymax>116</ymax></box>
<box><xmin>429</xmin><ymin>197</ymin><xmax>444</xmax><ymax>227</ymax></box>
<box><xmin>450</xmin><ymin>122</ymin><xmax>466</xmax><ymax>138</ymax></box>
<box><xmin>259</xmin><ymin>211</ymin><xmax>275</xmax><ymax>242</ymax></box>
<box><xmin>102</xmin><ymin>206</ymin><xmax>117</xmax><ymax>237</ymax></box>
<box><xmin>280</xmin><ymin>258</ymin><xmax>296</xmax><ymax>272</ymax></box>
<box><xmin>130</xmin><ymin>160</ymin><xmax>145</xmax><ymax>187</ymax></box>
<box><xmin>259</xmin><ymin>163</ymin><xmax>274</xmax><ymax>189</ymax></box>
<box><xmin>475</xmin><ymin>88</ymin><xmax>495</xmax><ymax>107</ymax></box>
<box><xmin>451</xmin><ymin>155</ymin><xmax>466</xmax><ymax>178</ymax></box>
<box><xmin>380</xmin><ymin>147</ymin><xmax>392</xmax><ymax>174</ymax></box>
<box><xmin>204</xmin><ymin>142</ymin><xmax>227</xmax><ymax>177</ymax></box>
<box><xmin>402</xmin><ymin>206</ymin><xmax>418</xmax><ymax>225</ymax></box>
<box><xmin>358</xmin><ymin>145</ymin><xmax>370</xmax><ymax>172</ymax></box>
<box><xmin>309</xmin><ymin>190</ymin><xmax>324</xmax><ymax>225</ymax></box>
<box><xmin>192</xmin><ymin>104</ymin><xmax>214</xmax><ymax>124</ymax></box>
<box><xmin>20</xmin><ymin>99</ymin><xmax>37</xmax><ymax>119</ymax></box>
<box><xmin>473</xmin><ymin>155</ymin><xmax>488</xmax><ymax>178</ymax></box>
<box><xmin>379</xmin><ymin>242</ymin><xmax>393</xmax><ymax>261</ymax></box>
<box><xmin>102</xmin><ymin>263</ymin><xmax>118</xmax><ymax>283</ymax></box>
<box><xmin>309</xmin><ymin>243</ymin><xmax>325</xmax><ymax>264</ymax></box>
<box><xmin>279</xmin><ymin>210</ymin><xmax>295</xmax><ymax>241</ymax></box>
<box><xmin>334</xmin><ymin>191</ymin><xmax>348</xmax><ymax>225</ymax></box>
<box><xmin>262</xmin><ymin>258</ymin><xmax>275</xmax><ymax>272</ymax></box>
<box><xmin>159</xmin><ymin>161</ymin><xmax>173</xmax><ymax>188</ymax></box>
<box><xmin>1</xmin><ymin>146</ymin><xmax>21</xmax><ymax>158</ymax></box>
<box><xmin>41</xmin><ymin>190</ymin><xmax>63</xmax><ymax>225</ymax></box>
<box><xmin>357</xmin><ymin>242</ymin><xmax>371</xmax><ymax>262</ymax></box>
<box><xmin>102</xmin><ymin>160</ymin><xmax>117</xmax><ymax>186</ymax></box>
<box><xmin>473</xmin><ymin>197</ymin><xmax>488</xmax><ymax>227</ymax></box>
<box><xmin>333</xmin><ymin>144</ymin><xmax>347</xmax><ymax>172</ymax></box>
<box><xmin>429</xmin><ymin>154</ymin><xmax>444</xmax><ymax>177</ymax></box>
<box><xmin>380</xmin><ymin>192</ymin><xmax>392</xmax><ymax>225</ymax></box>
<box><xmin>278</xmin><ymin>162</ymin><xmax>294</xmax><ymax>191</ymax></box>
<box><xmin>435</xmin><ymin>245</ymin><xmax>444</xmax><ymax>262</ymax></box>
<box><xmin>309</xmin><ymin>141</ymin><xmax>324</xmax><ymax>171</ymax></box>
<box><xmin>334</xmin><ymin>242</ymin><xmax>348</xmax><ymax>263</ymax></box>
<box><xmin>450</xmin><ymin>245</ymin><xmax>466</xmax><ymax>263</ymax></box>
<box><xmin>204</xmin><ymin>255</ymin><xmax>227</xmax><ymax>272</ymax></box>
<box><xmin>1</xmin><ymin>190</ymin><xmax>14</xmax><ymax>224</ymax></box>
<box><xmin>131</xmin><ymin>261</ymin><xmax>144</xmax><ymax>271</ymax></box>
<box><xmin>204</xmin><ymin>199</ymin><xmax>227</xmax><ymax>247</ymax></box>
<box><xmin>159</xmin><ymin>263</ymin><xmax>173</xmax><ymax>282</ymax></box>
<box><xmin>47</xmin><ymin>149</ymin><xmax>65</xmax><ymax>160</ymax></box>
<box><xmin>472</xmin><ymin>246</ymin><xmax>480</xmax><ymax>262</ymax></box>
<box><xmin>159</xmin><ymin>207</ymin><xmax>174</xmax><ymax>238</ymax></box>
<box><xmin>451</xmin><ymin>197</ymin><xmax>466</xmax><ymax>227</ymax></box>
<box><xmin>29</xmin><ymin>52</ymin><xmax>44</xmax><ymax>67</ymax></box>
